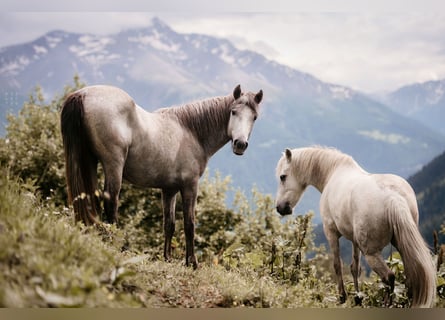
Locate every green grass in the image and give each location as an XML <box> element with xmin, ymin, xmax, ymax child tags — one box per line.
<box><xmin>0</xmin><ymin>173</ymin><xmax>339</xmax><ymax>307</ymax></box>
<box><xmin>1</xmin><ymin>173</ymin><xmax>444</xmax><ymax>308</ymax></box>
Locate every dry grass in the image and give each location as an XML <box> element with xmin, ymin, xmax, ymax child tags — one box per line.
<box><xmin>0</xmin><ymin>174</ymin><xmax>339</xmax><ymax>308</ymax></box>
<box><xmin>1</xmin><ymin>173</ymin><xmax>443</xmax><ymax>308</ymax></box>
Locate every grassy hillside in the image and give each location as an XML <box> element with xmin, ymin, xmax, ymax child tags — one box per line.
<box><xmin>2</xmin><ymin>172</ymin><xmax>445</xmax><ymax>308</ymax></box>
<box><xmin>0</xmin><ymin>173</ymin><xmax>336</xmax><ymax>308</ymax></box>
<box><xmin>1</xmin><ymin>79</ymin><xmax>444</xmax><ymax>308</ymax></box>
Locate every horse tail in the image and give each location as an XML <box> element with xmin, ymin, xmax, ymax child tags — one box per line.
<box><xmin>61</xmin><ymin>91</ymin><xmax>100</xmax><ymax>225</ymax></box>
<box><xmin>387</xmin><ymin>195</ymin><xmax>436</xmax><ymax>307</ymax></box>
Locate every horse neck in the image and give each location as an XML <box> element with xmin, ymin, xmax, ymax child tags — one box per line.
<box><xmin>174</xmin><ymin>95</ymin><xmax>234</xmax><ymax>156</ymax></box>
<box><xmin>298</xmin><ymin>148</ymin><xmax>356</xmax><ymax>192</ymax></box>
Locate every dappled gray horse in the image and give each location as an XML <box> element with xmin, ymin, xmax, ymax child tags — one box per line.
<box><xmin>61</xmin><ymin>84</ymin><xmax>263</xmax><ymax>268</ymax></box>
<box><xmin>275</xmin><ymin>146</ymin><xmax>436</xmax><ymax>307</ymax></box>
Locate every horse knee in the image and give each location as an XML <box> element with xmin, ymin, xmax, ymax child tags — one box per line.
<box><xmin>350</xmin><ymin>261</ymin><xmax>362</xmax><ymax>277</ymax></box>
<box><xmin>103</xmin><ymin>194</ymin><xmax>119</xmax><ymax>223</ymax></box>
<box><xmin>350</xmin><ymin>262</ymin><xmax>356</xmax><ymax>275</ymax></box>
<box><xmin>164</xmin><ymin>220</ymin><xmax>175</xmax><ymax>235</ymax></box>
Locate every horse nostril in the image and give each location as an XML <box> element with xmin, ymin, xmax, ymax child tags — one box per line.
<box><xmin>277</xmin><ymin>202</ymin><xmax>292</xmax><ymax>216</ymax></box>
<box><xmin>234</xmin><ymin>139</ymin><xmax>248</xmax><ymax>150</ymax></box>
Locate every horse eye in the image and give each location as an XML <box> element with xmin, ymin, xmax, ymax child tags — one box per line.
<box><xmin>231</xmin><ymin>110</ymin><xmax>237</xmax><ymax>116</ymax></box>
<box><xmin>280</xmin><ymin>175</ymin><xmax>286</xmax><ymax>182</ymax></box>
<box><xmin>253</xmin><ymin>115</ymin><xmax>257</xmax><ymax>121</ymax></box>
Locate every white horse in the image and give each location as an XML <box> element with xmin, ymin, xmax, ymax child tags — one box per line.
<box><xmin>275</xmin><ymin>146</ymin><xmax>436</xmax><ymax>307</ymax></box>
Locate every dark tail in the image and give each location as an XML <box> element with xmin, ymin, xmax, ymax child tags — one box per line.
<box><xmin>61</xmin><ymin>91</ymin><xmax>100</xmax><ymax>225</ymax></box>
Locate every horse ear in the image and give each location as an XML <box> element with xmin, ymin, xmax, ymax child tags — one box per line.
<box><xmin>285</xmin><ymin>148</ymin><xmax>292</xmax><ymax>162</ymax></box>
<box><xmin>255</xmin><ymin>90</ymin><xmax>263</xmax><ymax>104</ymax></box>
<box><xmin>233</xmin><ymin>84</ymin><xmax>241</xmax><ymax>100</ymax></box>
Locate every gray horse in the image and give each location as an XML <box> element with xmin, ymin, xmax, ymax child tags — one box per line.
<box><xmin>61</xmin><ymin>84</ymin><xmax>263</xmax><ymax>268</ymax></box>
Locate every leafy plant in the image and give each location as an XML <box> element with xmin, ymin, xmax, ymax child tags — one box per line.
<box><xmin>0</xmin><ymin>75</ymin><xmax>85</xmax><ymax>206</ymax></box>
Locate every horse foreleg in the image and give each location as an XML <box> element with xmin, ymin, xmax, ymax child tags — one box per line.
<box><xmin>162</xmin><ymin>189</ymin><xmax>177</xmax><ymax>262</ymax></box>
<box><xmin>181</xmin><ymin>186</ymin><xmax>198</xmax><ymax>269</ymax></box>
<box><xmin>351</xmin><ymin>243</ymin><xmax>363</xmax><ymax>305</ymax></box>
<box><xmin>326</xmin><ymin>231</ymin><xmax>347</xmax><ymax>303</ymax></box>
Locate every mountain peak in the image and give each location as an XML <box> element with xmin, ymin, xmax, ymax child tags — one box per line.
<box><xmin>385</xmin><ymin>77</ymin><xmax>445</xmax><ymax>135</ymax></box>
<box><xmin>151</xmin><ymin>17</ymin><xmax>171</xmax><ymax>31</ymax></box>
<box><xmin>1</xmin><ymin>18</ymin><xmax>444</xmax><ymax>196</ymax></box>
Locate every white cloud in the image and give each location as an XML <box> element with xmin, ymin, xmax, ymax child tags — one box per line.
<box><xmin>163</xmin><ymin>13</ymin><xmax>445</xmax><ymax>93</ymax></box>
<box><xmin>1</xmin><ymin>11</ymin><xmax>445</xmax><ymax>94</ymax></box>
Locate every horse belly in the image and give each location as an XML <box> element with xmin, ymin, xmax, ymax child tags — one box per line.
<box><xmin>343</xmin><ymin>181</ymin><xmax>391</xmax><ymax>249</ymax></box>
<box><xmin>123</xmin><ymin>126</ymin><xmax>204</xmax><ymax>189</ymax></box>
<box><xmin>123</xmin><ymin>144</ymin><xmax>182</xmax><ymax>188</ymax></box>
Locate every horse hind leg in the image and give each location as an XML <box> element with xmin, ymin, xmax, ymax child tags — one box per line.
<box><xmin>103</xmin><ymin>163</ymin><xmax>124</xmax><ymax>224</ymax></box>
<box><xmin>88</xmin><ymin>157</ymin><xmax>100</xmax><ymax>215</ymax></box>
<box><xmin>364</xmin><ymin>252</ymin><xmax>395</xmax><ymax>306</ymax></box>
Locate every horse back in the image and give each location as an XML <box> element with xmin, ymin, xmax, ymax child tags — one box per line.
<box><xmin>79</xmin><ymin>85</ymin><xmax>137</xmax><ymax>155</ymax></box>
<box><xmin>321</xmin><ymin>170</ymin><xmax>418</xmax><ymax>240</ymax></box>
<box><xmin>373</xmin><ymin>173</ymin><xmax>419</xmax><ymax>224</ymax></box>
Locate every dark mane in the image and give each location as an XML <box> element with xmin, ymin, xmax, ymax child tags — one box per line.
<box><xmin>156</xmin><ymin>95</ymin><xmax>234</xmax><ymax>153</ymax></box>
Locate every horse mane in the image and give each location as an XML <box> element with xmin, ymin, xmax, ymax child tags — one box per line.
<box><xmin>155</xmin><ymin>95</ymin><xmax>232</xmax><ymax>152</ymax></box>
<box><xmin>293</xmin><ymin>146</ymin><xmax>358</xmax><ymax>189</ymax></box>
<box><xmin>157</xmin><ymin>93</ymin><xmax>259</xmax><ymax>153</ymax></box>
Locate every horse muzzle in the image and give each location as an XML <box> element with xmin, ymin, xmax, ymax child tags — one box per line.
<box><xmin>232</xmin><ymin>139</ymin><xmax>248</xmax><ymax>155</ymax></box>
<box><xmin>276</xmin><ymin>202</ymin><xmax>293</xmax><ymax>216</ymax></box>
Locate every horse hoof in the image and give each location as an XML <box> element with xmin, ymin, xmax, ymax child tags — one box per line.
<box><xmin>186</xmin><ymin>256</ymin><xmax>199</xmax><ymax>270</ymax></box>
<box><xmin>354</xmin><ymin>293</ymin><xmax>364</xmax><ymax>306</ymax></box>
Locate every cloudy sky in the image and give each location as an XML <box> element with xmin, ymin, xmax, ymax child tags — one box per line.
<box><xmin>2</xmin><ymin>1</ymin><xmax>445</xmax><ymax>94</ymax></box>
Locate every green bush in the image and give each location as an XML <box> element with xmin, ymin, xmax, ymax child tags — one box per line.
<box><xmin>0</xmin><ymin>76</ymin><xmax>85</xmax><ymax>206</ymax></box>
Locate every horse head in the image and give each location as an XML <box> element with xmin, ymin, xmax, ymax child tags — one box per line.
<box><xmin>275</xmin><ymin>148</ymin><xmax>307</xmax><ymax>216</ymax></box>
<box><xmin>227</xmin><ymin>84</ymin><xmax>263</xmax><ymax>155</ymax></box>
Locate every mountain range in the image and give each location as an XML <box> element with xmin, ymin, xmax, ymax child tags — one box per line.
<box><xmin>408</xmin><ymin>150</ymin><xmax>445</xmax><ymax>245</ymax></box>
<box><xmin>384</xmin><ymin>79</ymin><xmax>445</xmax><ymax>135</ymax></box>
<box><xmin>1</xmin><ymin>17</ymin><xmax>445</xmax><ymax>220</ymax></box>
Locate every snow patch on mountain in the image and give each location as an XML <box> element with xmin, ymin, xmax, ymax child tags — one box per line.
<box><xmin>33</xmin><ymin>45</ymin><xmax>48</xmax><ymax>56</ymax></box>
<box><xmin>69</xmin><ymin>35</ymin><xmax>114</xmax><ymax>57</ymax></box>
<box><xmin>0</xmin><ymin>55</ymin><xmax>30</xmax><ymax>75</ymax></box>
<box><xmin>330</xmin><ymin>85</ymin><xmax>352</xmax><ymax>100</ymax></box>
<box><xmin>426</xmin><ymin>82</ymin><xmax>444</xmax><ymax>105</ymax></box>
<box><xmin>212</xmin><ymin>43</ymin><xmax>236</xmax><ymax>66</ymax></box>
<box><xmin>45</xmin><ymin>34</ymin><xmax>63</xmax><ymax>49</ymax></box>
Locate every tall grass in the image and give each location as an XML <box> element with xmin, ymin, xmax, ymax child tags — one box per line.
<box><xmin>0</xmin><ymin>172</ymin><xmax>339</xmax><ymax>307</ymax></box>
